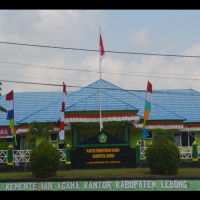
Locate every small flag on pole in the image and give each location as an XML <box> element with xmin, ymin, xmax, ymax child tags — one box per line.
<box><xmin>59</xmin><ymin>82</ymin><xmax>67</xmax><ymax>140</ymax></box>
<box><xmin>99</xmin><ymin>33</ymin><xmax>105</xmax><ymax>60</ymax></box>
<box><xmin>6</xmin><ymin>90</ymin><xmax>17</xmax><ymax>146</ymax></box>
<box><xmin>142</xmin><ymin>81</ymin><xmax>152</xmax><ymax>138</ymax></box>
<box><xmin>99</xmin><ymin>31</ymin><xmax>105</xmax><ymax>131</ymax></box>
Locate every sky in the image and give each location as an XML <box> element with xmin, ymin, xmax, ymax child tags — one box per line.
<box><xmin>1</xmin><ymin>10</ymin><xmax>200</xmax><ymax>94</ymax></box>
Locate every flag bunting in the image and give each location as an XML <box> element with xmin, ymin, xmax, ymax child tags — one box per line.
<box><xmin>59</xmin><ymin>82</ymin><xmax>67</xmax><ymax>140</ymax></box>
<box><xmin>6</xmin><ymin>90</ymin><xmax>17</xmax><ymax>146</ymax></box>
<box><xmin>142</xmin><ymin>81</ymin><xmax>152</xmax><ymax>138</ymax></box>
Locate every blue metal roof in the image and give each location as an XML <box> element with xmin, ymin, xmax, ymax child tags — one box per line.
<box><xmin>0</xmin><ymin>91</ymin><xmax>63</xmax><ymax>125</ymax></box>
<box><xmin>0</xmin><ymin>79</ymin><xmax>198</xmax><ymax>126</ymax></box>
<box><xmin>67</xmin><ymin>90</ymin><xmax>138</xmax><ymax>112</ymax></box>
<box><xmin>96</xmin><ymin>80</ymin><xmax>185</xmax><ymax>121</ymax></box>
<box><xmin>18</xmin><ymin>80</ymin><xmax>138</xmax><ymax>124</ymax></box>
<box><xmin>149</xmin><ymin>89</ymin><xmax>200</xmax><ymax>123</ymax></box>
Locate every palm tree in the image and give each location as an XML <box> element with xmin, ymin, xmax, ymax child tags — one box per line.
<box><xmin>25</xmin><ymin>121</ymin><xmax>54</xmax><ymax>147</ymax></box>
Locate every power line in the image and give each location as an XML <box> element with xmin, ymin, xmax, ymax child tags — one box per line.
<box><xmin>1</xmin><ymin>78</ymin><xmax>200</xmax><ymax>97</ymax></box>
<box><xmin>0</xmin><ymin>79</ymin><xmax>63</xmax><ymax>87</ymax></box>
<box><xmin>1</xmin><ymin>41</ymin><xmax>200</xmax><ymax>58</ymax></box>
<box><xmin>0</xmin><ymin>60</ymin><xmax>98</xmax><ymax>73</ymax></box>
<box><xmin>1</xmin><ymin>59</ymin><xmax>200</xmax><ymax>82</ymax></box>
<box><xmin>1</xmin><ymin>70</ymin><xmax>199</xmax><ymax>91</ymax></box>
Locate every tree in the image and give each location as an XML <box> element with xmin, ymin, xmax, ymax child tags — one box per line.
<box><xmin>25</xmin><ymin>121</ymin><xmax>54</xmax><ymax>147</ymax></box>
<box><xmin>153</xmin><ymin>128</ymin><xmax>175</xmax><ymax>143</ymax></box>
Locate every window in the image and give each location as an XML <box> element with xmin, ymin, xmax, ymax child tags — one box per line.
<box><xmin>174</xmin><ymin>132</ymin><xmax>195</xmax><ymax>147</ymax></box>
<box><xmin>50</xmin><ymin>133</ymin><xmax>58</xmax><ymax>142</ymax></box>
<box><xmin>174</xmin><ymin>133</ymin><xmax>181</xmax><ymax>146</ymax></box>
<box><xmin>182</xmin><ymin>132</ymin><xmax>189</xmax><ymax>146</ymax></box>
<box><xmin>58</xmin><ymin>143</ymin><xmax>65</xmax><ymax>149</ymax></box>
<box><xmin>30</xmin><ymin>138</ymin><xmax>36</xmax><ymax>149</ymax></box>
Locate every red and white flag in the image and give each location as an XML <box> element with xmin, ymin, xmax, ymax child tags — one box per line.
<box><xmin>59</xmin><ymin>82</ymin><xmax>67</xmax><ymax>140</ymax></box>
<box><xmin>99</xmin><ymin>33</ymin><xmax>105</xmax><ymax>60</ymax></box>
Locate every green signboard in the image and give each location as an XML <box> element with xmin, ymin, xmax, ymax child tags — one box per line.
<box><xmin>0</xmin><ymin>179</ymin><xmax>200</xmax><ymax>191</ymax></box>
<box><xmin>71</xmin><ymin>131</ymin><xmax>136</xmax><ymax>169</ymax></box>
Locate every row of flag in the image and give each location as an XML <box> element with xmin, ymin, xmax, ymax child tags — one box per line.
<box><xmin>4</xmin><ymin>32</ymin><xmax>151</xmax><ymax>147</ymax></box>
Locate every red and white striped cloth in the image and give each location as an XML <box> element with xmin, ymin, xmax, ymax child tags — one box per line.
<box><xmin>59</xmin><ymin>82</ymin><xmax>67</xmax><ymax>140</ymax></box>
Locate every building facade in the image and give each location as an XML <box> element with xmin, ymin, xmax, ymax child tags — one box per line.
<box><xmin>0</xmin><ymin>79</ymin><xmax>200</xmax><ymax>150</ymax></box>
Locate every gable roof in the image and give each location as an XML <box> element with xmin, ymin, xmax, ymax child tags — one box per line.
<box><xmin>66</xmin><ymin>87</ymin><xmax>138</xmax><ymax>112</ymax></box>
<box><xmin>0</xmin><ymin>79</ymin><xmax>196</xmax><ymax>127</ymax></box>
<box><xmin>19</xmin><ymin>79</ymin><xmax>139</xmax><ymax>124</ymax></box>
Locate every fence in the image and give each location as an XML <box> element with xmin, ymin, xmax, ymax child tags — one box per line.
<box><xmin>0</xmin><ymin>148</ymin><xmax>68</xmax><ymax>165</ymax></box>
<box><xmin>0</xmin><ymin>150</ymin><xmax>7</xmax><ymax>164</ymax></box>
<box><xmin>140</xmin><ymin>146</ymin><xmax>195</xmax><ymax>160</ymax></box>
<box><xmin>1</xmin><ymin>145</ymin><xmax>199</xmax><ymax>166</ymax></box>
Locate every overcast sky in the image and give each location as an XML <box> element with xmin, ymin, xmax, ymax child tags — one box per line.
<box><xmin>1</xmin><ymin>10</ymin><xmax>200</xmax><ymax>94</ymax></box>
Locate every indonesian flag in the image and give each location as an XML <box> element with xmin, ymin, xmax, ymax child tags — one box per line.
<box><xmin>59</xmin><ymin>82</ymin><xmax>67</xmax><ymax>140</ymax></box>
<box><xmin>99</xmin><ymin>33</ymin><xmax>105</xmax><ymax>59</ymax></box>
<box><xmin>6</xmin><ymin>90</ymin><xmax>18</xmax><ymax>146</ymax></box>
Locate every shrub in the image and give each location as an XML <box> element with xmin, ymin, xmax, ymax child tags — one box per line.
<box><xmin>145</xmin><ymin>135</ymin><xmax>180</xmax><ymax>175</ymax></box>
<box><xmin>153</xmin><ymin>129</ymin><xmax>175</xmax><ymax>143</ymax></box>
<box><xmin>30</xmin><ymin>140</ymin><xmax>60</xmax><ymax>178</ymax></box>
<box><xmin>0</xmin><ymin>140</ymin><xmax>9</xmax><ymax>150</ymax></box>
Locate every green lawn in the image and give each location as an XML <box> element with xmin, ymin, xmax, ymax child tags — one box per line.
<box><xmin>1</xmin><ymin>168</ymin><xmax>200</xmax><ymax>179</ymax></box>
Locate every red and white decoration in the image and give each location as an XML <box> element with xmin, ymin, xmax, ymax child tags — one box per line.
<box><xmin>59</xmin><ymin>82</ymin><xmax>67</xmax><ymax>140</ymax></box>
<box><xmin>65</xmin><ymin>113</ymin><xmax>139</xmax><ymax>123</ymax></box>
<box><xmin>136</xmin><ymin>121</ymin><xmax>184</xmax><ymax>130</ymax></box>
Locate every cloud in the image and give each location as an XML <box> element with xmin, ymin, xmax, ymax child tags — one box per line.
<box><xmin>130</xmin><ymin>27</ymin><xmax>151</xmax><ymax>49</ymax></box>
<box><xmin>0</xmin><ymin>10</ymin><xmax>200</xmax><ymax>95</ymax></box>
<box><xmin>77</xmin><ymin>43</ymin><xmax>200</xmax><ymax>91</ymax></box>
<box><xmin>0</xmin><ymin>10</ymin><xmax>107</xmax><ymax>94</ymax></box>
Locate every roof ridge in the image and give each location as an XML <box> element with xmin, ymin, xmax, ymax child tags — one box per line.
<box><xmin>66</xmin><ymin>90</ymin><xmax>99</xmax><ymax>111</ymax></box>
<box><xmin>111</xmin><ymin>87</ymin><xmax>186</xmax><ymax>120</ymax></box>
<box><xmin>100</xmin><ymin>79</ymin><xmax>123</xmax><ymax>89</ymax></box>
<box><xmin>85</xmin><ymin>79</ymin><xmax>123</xmax><ymax>90</ymax></box>
<box><xmin>65</xmin><ymin>79</ymin><xmax>123</xmax><ymax>109</ymax></box>
<box><xmin>101</xmin><ymin>90</ymin><xmax>138</xmax><ymax>111</ymax></box>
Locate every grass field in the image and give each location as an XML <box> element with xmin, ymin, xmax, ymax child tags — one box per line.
<box><xmin>1</xmin><ymin>168</ymin><xmax>200</xmax><ymax>179</ymax></box>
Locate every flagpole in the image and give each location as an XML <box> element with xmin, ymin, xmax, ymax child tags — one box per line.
<box><xmin>99</xmin><ymin>27</ymin><xmax>103</xmax><ymax>132</ymax></box>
